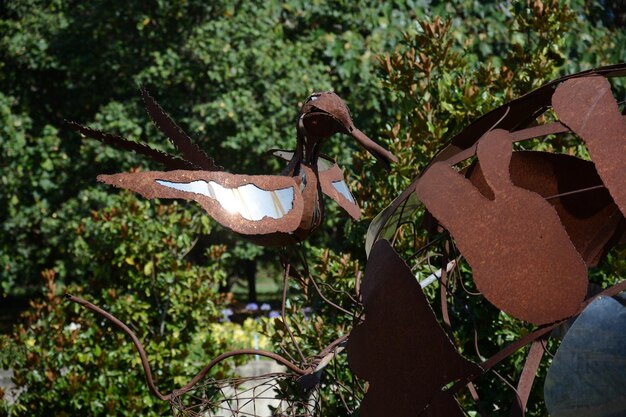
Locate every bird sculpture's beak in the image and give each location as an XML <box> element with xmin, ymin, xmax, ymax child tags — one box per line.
<box><xmin>301</xmin><ymin>92</ymin><xmax>398</xmax><ymax>171</ymax></box>
<box><xmin>349</xmin><ymin>127</ymin><xmax>398</xmax><ymax>172</ymax></box>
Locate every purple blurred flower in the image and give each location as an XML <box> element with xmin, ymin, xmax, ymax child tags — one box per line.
<box><xmin>269</xmin><ymin>311</ymin><xmax>281</xmax><ymax>319</ymax></box>
<box><xmin>260</xmin><ymin>303</ymin><xmax>271</xmax><ymax>311</ymax></box>
<box><xmin>246</xmin><ymin>303</ymin><xmax>259</xmax><ymax>311</ymax></box>
<box><xmin>219</xmin><ymin>308</ymin><xmax>234</xmax><ymax>322</ymax></box>
<box><xmin>302</xmin><ymin>306</ymin><xmax>313</xmax><ymax>318</ymax></box>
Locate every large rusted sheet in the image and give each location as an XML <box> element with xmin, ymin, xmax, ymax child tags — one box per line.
<box><xmin>347</xmin><ymin>239</ymin><xmax>481</xmax><ymax>416</ymax></box>
<box><xmin>416</xmin><ymin>130</ymin><xmax>588</xmax><ymax>325</ymax></box>
<box><xmin>552</xmin><ymin>76</ymin><xmax>626</xmax><ymax>218</ymax></box>
<box><xmin>464</xmin><ymin>151</ymin><xmax>624</xmax><ymax>266</ymax></box>
<box><xmin>367</xmin><ymin>64</ymin><xmax>626</xmax><ymax>253</ymax></box>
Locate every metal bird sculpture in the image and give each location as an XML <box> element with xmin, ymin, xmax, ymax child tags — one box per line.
<box><xmin>69</xmin><ymin>89</ymin><xmax>397</xmax><ymax>246</ymax></box>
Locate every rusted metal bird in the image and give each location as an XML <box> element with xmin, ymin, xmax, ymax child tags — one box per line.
<box><xmin>69</xmin><ymin>89</ymin><xmax>397</xmax><ymax>246</ymax></box>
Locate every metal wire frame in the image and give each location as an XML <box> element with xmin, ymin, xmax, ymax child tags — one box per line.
<box><xmin>66</xmin><ymin>294</ymin><xmax>347</xmax><ymax>415</ymax></box>
<box><xmin>169</xmin><ymin>373</ymin><xmax>320</xmax><ymax>417</ymax></box>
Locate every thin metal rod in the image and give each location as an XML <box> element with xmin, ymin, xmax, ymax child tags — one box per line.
<box><xmin>308</xmin><ymin>274</ymin><xmax>355</xmax><ymax>317</ymax></box>
<box><xmin>544</xmin><ymin>184</ymin><xmax>605</xmax><ymax>200</ymax></box>
<box><xmin>281</xmin><ymin>264</ymin><xmax>307</xmax><ymax>364</ymax></box>
<box><xmin>66</xmin><ymin>294</ymin><xmax>169</xmax><ymax>401</ymax></box>
<box><xmin>66</xmin><ymin>294</ymin><xmax>308</xmax><ymax>403</ymax></box>
<box><xmin>447</xmin><ymin>278</ymin><xmax>626</xmax><ymax>396</ymax></box>
<box><xmin>443</xmin><ymin>115</ymin><xmax>626</xmax><ymax>168</ymax></box>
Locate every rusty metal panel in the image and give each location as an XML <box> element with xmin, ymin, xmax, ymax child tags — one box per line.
<box><xmin>464</xmin><ymin>151</ymin><xmax>624</xmax><ymax>266</ymax></box>
<box><xmin>347</xmin><ymin>239</ymin><xmax>481</xmax><ymax>416</ymax></box>
<box><xmin>415</xmin><ymin>130</ymin><xmax>588</xmax><ymax>325</ymax></box>
<box><xmin>552</xmin><ymin>76</ymin><xmax>626</xmax><ymax>218</ymax></box>
<box><xmin>367</xmin><ymin>64</ymin><xmax>626</xmax><ymax>254</ymax></box>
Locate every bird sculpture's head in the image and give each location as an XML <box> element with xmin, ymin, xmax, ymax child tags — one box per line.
<box><xmin>298</xmin><ymin>91</ymin><xmax>398</xmax><ymax>171</ymax></box>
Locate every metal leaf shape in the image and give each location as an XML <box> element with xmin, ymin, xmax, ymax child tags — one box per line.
<box><xmin>141</xmin><ymin>88</ymin><xmax>223</xmax><ymax>171</ymax></box>
<box><xmin>415</xmin><ymin>130</ymin><xmax>588</xmax><ymax>325</ymax></box>
<box><xmin>552</xmin><ymin>76</ymin><xmax>626</xmax><ymax>218</ymax></box>
<box><xmin>67</xmin><ymin>121</ymin><xmax>196</xmax><ymax>170</ymax></box>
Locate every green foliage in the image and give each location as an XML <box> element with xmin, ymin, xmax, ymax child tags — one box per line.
<box><xmin>2</xmin><ymin>1</ymin><xmax>626</xmax><ymax>416</ymax></box>
<box><xmin>1</xmin><ymin>194</ymin><xmax>225</xmax><ymax>416</ymax></box>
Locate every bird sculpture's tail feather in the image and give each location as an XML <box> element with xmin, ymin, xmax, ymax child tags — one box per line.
<box><xmin>66</xmin><ymin>121</ymin><xmax>197</xmax><ymax>170</ymax></box>
<box><xmin>140</xmin><ymin>87</ymin><xmax>223</xmax><ymax>171</ymax></box>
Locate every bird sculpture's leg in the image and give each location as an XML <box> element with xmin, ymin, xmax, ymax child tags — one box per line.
<box><xmin>283</xmin><ymin>263</ymin><xmax>308</xmax><ymax>364</ymax></box>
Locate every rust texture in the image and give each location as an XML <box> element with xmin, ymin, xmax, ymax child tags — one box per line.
<box><xmin>299</xmin><ymin>92</ymin><xmax>398</xmax><ymax>171</ymax></box>
<box><xmin>368</xmin><ymin>64</ymin><xmax>626</xmax><ymax>251</ymax></box>
<box><xmin>318</xmin><ymin>162</ymin><xmax>360</xmax><ymax>220</ymax></box>
<box><xmin>347</xmin><ymin>239</ymin><xmax>481</xmax><ymax>417</ymax></box>
<box><xmin>463</xmin><ymin>151</ymin><xmax>623</xmax><ymax>266</ymax></box>
<box><xmin>66</xmin><ymin>121</ymin><xmax>196</xmax><ymax>171</ymax></box>
<box><xmin>552</xmin><ymin>76</ymin><xmax>626</xmax><ymax>217</ymax></box>
<box><xmin>140</xmin><ymin>87</ymin><xmax>222</xmax><ymax>171</ymax></box>
<box><xmin>273</xmin><ymin>150</ymin><xmax>361</xmax><ymax>219</ymax></box>
<box><xmin>416</xmin><ymin>129</ymin><xmax>588</xmax><ymax>325</ymax></box>
<box><xmin>71</xmin><ymin>90</ymin><xmax>396</xmax><ymax>246</ymax></box>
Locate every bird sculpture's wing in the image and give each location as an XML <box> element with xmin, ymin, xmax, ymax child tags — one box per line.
<box><xmin>140</xmin><ymin>88</ymin><xmax>223</xmax><ymax>171</ymax></box>
<box><xmin>98</xmin><ymin>170</ymin><xmax>304</xmax><ymax>235</ymax></box>
<box><xmin>271</xmin><ymin>150</ymin><xmax>360</xmax><ymax>219</ymax></box>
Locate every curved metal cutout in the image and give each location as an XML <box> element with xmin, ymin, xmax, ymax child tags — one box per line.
<box><xmin>347</xmin><ymin>239</ymin><xmax>481</xmax><ymax>417</ymax></box>
<box><xmin>415</xmin><ymin>130</ymin><xmax>588</xmax><ymax>325</ymax></box>
<box><xmin>98</xmin><ymin>170</ymin><xmax>304</xmax><ymax>236</ymax></box>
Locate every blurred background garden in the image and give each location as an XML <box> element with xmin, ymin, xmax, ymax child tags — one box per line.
<box><xmin>1</xmin><ymin>0</ymin><xmax>625</xmax><ymax>415</ymax></box>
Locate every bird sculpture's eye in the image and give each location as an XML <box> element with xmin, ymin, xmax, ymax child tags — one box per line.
<box><xmin>306</xmin><ymin>94</ymin><xmax>320</xmax><ymax>103</ymax></box>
